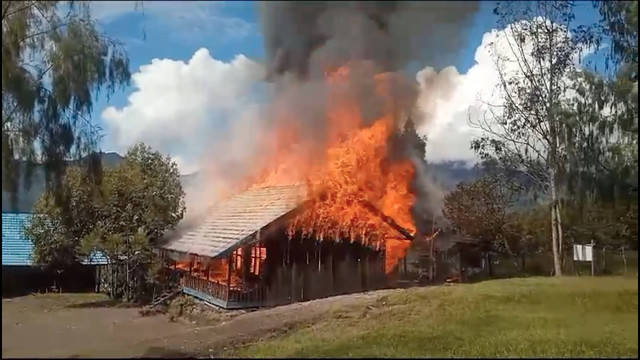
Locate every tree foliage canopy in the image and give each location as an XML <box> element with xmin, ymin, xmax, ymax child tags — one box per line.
<box><xmin>2</xmin><ymin>1</ymin><xmax>132</xmax><ymax>207</ymax></box>
<box><xmin>25</xmin><ymin>144</ymin><xmax>185</xmax><ymax>300</ymax></box>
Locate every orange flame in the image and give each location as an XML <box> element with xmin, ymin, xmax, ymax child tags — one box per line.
<box><xmin>239</xmin><ymin>64</ymin><xmax>415</xmax><ymax>273</ymax></box>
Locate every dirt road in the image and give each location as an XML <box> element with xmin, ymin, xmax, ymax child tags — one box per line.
<box><xmin>2</xmin><ymin>289</ymin><xmax>397</xmax><ymax>358</ymax></box>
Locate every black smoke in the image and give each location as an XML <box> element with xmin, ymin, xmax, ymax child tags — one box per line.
<box><xmin>259</xmin><ymin>1</ymin><xmax>480</xmax><ymax>236</ymax></box>
<box><xmin>260</xmin><ymin>1</ymin><xmax>480</xmax><ymax>80</ymax></box>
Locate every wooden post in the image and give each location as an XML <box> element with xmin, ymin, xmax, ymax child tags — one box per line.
<box><xmin>429</xmin><ymin>235</ymin><xmax>435</xmax><ymax>281</ymax></box>
<box><xmin>318</xmin><ymin>242</ymin><xmax>322</xmax><ymax>272</ymax></box>
<box><xmin>242</xmin><ymin>245</ymin><xmax>251</xmax><ymax>283</ymax></box>
<box><xmin>95</xmin><ymin>266</ymin><xmax>101</xmax><ymax>293</ymax></box>
<box><xmin>358</xmin><ymin>256</ymin><xmax>363</xmax><ymax>291</ymax></box>
<box><xmin>226</xmin><ymin>255</ymin><xmax>232</xmax><ymax>303</ymax></box>
<box><xmin>291</xmin><ymin>262</ymin><xmax>297</xmax><ymax>302</ymax></box>
<box><xmin>590</xmin><ymin>240</ymin><xmax>596</xmax><ymax>277</ymax></box>
<box><xmin>256</xmin><ymin>231</ymin><xmax>261</xmax><ymax>276</ymax></box>
<box><xmin>458</xmin><ymin>247</ymin><xmax>463</xmax><ymax>282</ymax></box>
<box><xmin>328</xmin><ymin>253</ymin><xmax>334</xmax><ymax>293</ymax></box>
<box><xmin>432</xmin><ymin>251</ymin><xmax>437</xmax><ymax>282</ymax></box>
<box><xmin>364</xmin><ymin>252</ymin><xmax>369</xmax><ymax>290</ymax></box>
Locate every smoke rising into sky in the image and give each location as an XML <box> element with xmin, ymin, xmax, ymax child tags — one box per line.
<box><xmin>260</xmin><ymin>1</ymin><xmax>480</xmax><ymax>79</ymax></box>
<box><xmin>257</xmin><ymin>1</ymin><xmax>481</xmax><ymax>234</ymax></box>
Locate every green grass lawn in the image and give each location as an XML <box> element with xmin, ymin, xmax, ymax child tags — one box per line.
<box><xmin>230</xmin><ymin>276</ymin><xmax>638</xmax><ymax>358</ymax></box>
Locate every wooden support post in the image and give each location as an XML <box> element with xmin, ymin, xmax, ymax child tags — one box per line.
<box><xmin>242</xmin><ymin>245</ymin><xmax>251</xmax><ymax>283</ymax></box>
<box><xmin>458</xmin><ymin>248</ymin><xmax>463</xmax><ymax>282</ymax></box>
<box><xmin>226</xmin><ymin>256</ymin><xmax>232</xmax><ymax>303</ymax></box>
<box><xmin>429</xmin><ymin>235</ymin><xmax>435</xmax><ymax>281</ymax></box>
<box><xmin>364</xmin><ymin>252</ymin><xmax>369</xmax><ymax>290</ymax></box>
<box><xmin>591</xmin><ymin>240</ymin><xmax>596</xmax><ymax>277</ymax></box>
<box><xmin>95</xmin><ymin>266</ymin><xmax>101</xmax><ymax>293</ymax></box>
<box><xmin>291</xmin><ymin>262</ymin><xmax>297</xmax><ymax>302</ymax></box>
<box><xmin>318</xmin><ymin>242</ymin><xmax>322</xmax><ymax>272</ymax></box>
<box><xmin>358</xmin><ymin>256</ymin><xmax>363</xmax><ymax>291</ymax></box>
<box><xmin>328</xmin><ymin>253</ymin><xmax>334</xmax><ymax>293</ymax></box>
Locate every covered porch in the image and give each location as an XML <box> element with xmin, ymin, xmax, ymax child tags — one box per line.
<box><xmin>155</xmin><ymin>185</ymin><xmax>307</xmax><ymax>309</ymax></box>
<box><xmin>159</xmin><ymin>244</ymin><xmax>268</xmax><ymax>309</ymax></box>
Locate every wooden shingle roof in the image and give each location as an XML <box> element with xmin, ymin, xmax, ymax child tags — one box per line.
<box><xmin>159</xmin><ymin>184</ymin><xmax>308</xmax><ymax>259</ymax></box>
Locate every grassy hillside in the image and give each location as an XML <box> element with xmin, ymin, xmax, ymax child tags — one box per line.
<box><xmin>229</xmin><ymin>277</ymin><xmax>638</xmax><ymax>358</ymax></box>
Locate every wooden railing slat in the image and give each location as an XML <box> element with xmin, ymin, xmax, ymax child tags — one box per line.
<box><xmin>180</xmin><ymin>273</ymin><xmax>266</xmax><ymax>307</ymax></box>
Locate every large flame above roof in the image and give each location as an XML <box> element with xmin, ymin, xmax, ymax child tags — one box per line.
<box><xmin>241</xmin><ymin>64</ymin><xmax>415</xmax><ymax>272</ymax></box>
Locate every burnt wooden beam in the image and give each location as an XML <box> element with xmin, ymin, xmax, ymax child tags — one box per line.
<box><xmin>359</xmin><ymin>200</ymin><xmax>414</xmax><ymax>241</ymax></box>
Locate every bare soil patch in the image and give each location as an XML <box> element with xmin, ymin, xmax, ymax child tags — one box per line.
<box><xmin>2</xmin><ymin>289</ymin><xmax>398</xmax><ymax>358</ymax></box>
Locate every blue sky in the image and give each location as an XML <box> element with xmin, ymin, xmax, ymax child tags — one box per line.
<box><xmin>87</xmin><ymin>1</ymin><xmax>607</xmax><ymax>171</ymax></box>
<box><xmin>92</xmin><ymin>1</ymin><xmax>497</xmax><ymax>155</ymax></box>
<box><xmin>91</xmin><ymin>2</ymin><xmax>263</xmax><ymax>128</ymax></box>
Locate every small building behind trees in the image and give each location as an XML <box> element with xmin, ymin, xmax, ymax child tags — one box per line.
<box><xmin>2</xmin><ymin>212</ymin><xmax>108</xmax><ymax>297</ymax></box>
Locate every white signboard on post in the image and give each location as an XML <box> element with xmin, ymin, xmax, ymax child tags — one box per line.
<box><xmin>573</xmin><ymin>244</ymin><xmax>593</xmax><ymax>262</ymax></box>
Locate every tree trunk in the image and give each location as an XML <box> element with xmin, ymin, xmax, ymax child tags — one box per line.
<box><xmin>556</xmin><ymin>202</ymin><xmax>564</xmax><ymax>270</ymax></box>
<box><xmin>550</xmin><ymin>172</ymin><xmax>563</xmax><ymax>276</ymax></box>
<box><xmin>126</xmin><ymin>259</ymin><xmax>130</xmax><ymax>302</ymax></box>
<box><xmin>622</xmin><ymin>247</ymin><xmax>627</xmax><ymax>274</ymax></box>
<box><xmin>110</xmin><ymin>264</ymin><xmax>115</xmax><ymax>299</ymax></box>
<box><xmin>546</xmin><ymin>20</ymin><xmax>563</xmax><ymax>277</ymax></box>
<box><xmin>485</xmin><ymin>251</ymin><xmax>494</xmax><ymax>277</ymax></box>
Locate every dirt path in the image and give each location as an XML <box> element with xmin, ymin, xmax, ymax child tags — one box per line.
<box><xmin>2</xmin><ymin>295</ymin><xmax>190</xmax><ymax>358</ymax></box>
<box><xmin>139</xmin><ymin>289</ymin><xmax>400</xmax><ymax>357</ymax></box>
<box><xmin>2</xmin><ymin>289</ymin><xmax>400</xmax><ymax>358</ymax></box>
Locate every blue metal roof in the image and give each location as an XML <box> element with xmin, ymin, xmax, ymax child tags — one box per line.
<box><xmin>2</xmin><ymin>212</ymin><xmax>108</xmax><ymax>266</ymax></box>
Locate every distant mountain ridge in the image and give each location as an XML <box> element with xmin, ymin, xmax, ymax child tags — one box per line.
<box><xmin>2</xmin><ymin>152</ymin><xmax>127</xmax><ymax>213</ymax></box>
<box><xmin>2</xmin><ymin>156</ymin><xmax>487</xmax><ymax>213</ymax></box>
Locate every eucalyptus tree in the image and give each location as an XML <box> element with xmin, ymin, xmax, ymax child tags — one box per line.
<box><xmin>2</xmin><ymin>1</ymin><xmax>133</xmax><ymax>208</ymax></box>
<box><xmin>470</xmin><ymin>1</ymin><xmax>601</xmax><ymax>275</ymax></box>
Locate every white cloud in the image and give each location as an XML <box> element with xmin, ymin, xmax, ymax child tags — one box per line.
<box><xmin>102</xmin><ymin>48</ymin><xmax>265</xmax><ymax>174</ymax></box>
<box><xmin>416</xmin><ymin>17</ymin><xmax>596</xmax><ymax>165</ymax></box>
<box><xmin>415</xmin><ymin>30</ymin><xmax>500</xmax><ymax>164</ymax></box>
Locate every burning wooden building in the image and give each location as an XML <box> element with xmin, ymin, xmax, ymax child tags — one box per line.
<box><xmin>156</xmin><ymin>184</ymin><xmax>414</xmax><ymax>309</ymax></box>
<box><xmin>154</xmin><ymin>64</ymin><xmax>437</xmax><ymax>309</ymax></box>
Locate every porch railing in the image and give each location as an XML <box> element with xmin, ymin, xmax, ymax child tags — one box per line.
<box><xmin>178</xmin><ymin>273</ymin><xmax>267</xmax><ymax>307</ymax></box>
<box><xmin>228</xmin><ymin>284</ymin><xmax>267</xmax><ymax>305</ymax></box>
<box><xmin>180</xmin><ymin>274</ymin><xmax>228</xmax><ymax>301</ymax></box>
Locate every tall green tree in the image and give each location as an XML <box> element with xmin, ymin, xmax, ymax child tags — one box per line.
<box><xmin>2</xmin><ymin>1</ymin><xmax>133</xmax><ymax>208</ymax></box>
<box><xmin>470</xmin><ymin>1</ymin><xmax>601</xmax><ymax>276</ymax></box>
<box><xmin>26</xmin><ymin>143</ymin><xmax>186</xmax><ymax>301</ymax></box>
<box><xmin>25</xmin><ymin>165</ymin><xmax>101</xmax><ymax>273</ymax></box>
<box><xmin>559</xmin><ymin>1</ymin><xmax>637</xmax><ymax>249</ymax></box>
<box><xmin>595</xmin><ymin>0</ymin><xmax>638</xmax><ymax>78</ymax></box>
